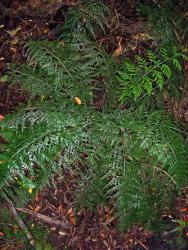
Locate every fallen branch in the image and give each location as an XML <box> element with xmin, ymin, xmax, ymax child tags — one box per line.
<box><xmin>3</xmin><ymin>195</ymin><xmax>35</xmax><ymax>246</ymax></box>
<box><xmin>16</xmin><ymin>207</ymin><xmax>71</xmax><ymax>230</ymax></box>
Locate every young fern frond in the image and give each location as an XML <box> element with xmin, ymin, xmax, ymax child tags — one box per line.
<box><xmin>118</xmin><ymin>47</ymin><xmax>185</xmax><ymax>101</ymax></box>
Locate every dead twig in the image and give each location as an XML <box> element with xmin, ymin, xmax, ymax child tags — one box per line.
<box><xmin>3</xmin><ymin>195</ymin><xmax>35</xmax><ymax>246</ymax></box>
<box><xmin>16</xmin><ymin>207</ymin><xmax>71</xmax><ymax>230</ymax></box>
<box><xmin>137</xmin><ymin>240</ymin><xmax>149</xmax><ymax>250</ymax></box>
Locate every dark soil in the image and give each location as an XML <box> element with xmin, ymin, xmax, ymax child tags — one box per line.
<box><xmin>0</xmin><ymin>84</ymin><xmax>27</xmax><ymax>115</ymax></box>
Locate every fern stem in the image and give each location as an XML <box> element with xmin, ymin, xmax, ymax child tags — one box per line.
<box><xmin>2</xmin><ymin>192</ymin><xmax>35</xmax><ymax>246</ymax></box>
<box><xmin>154</xmin><ymin>166</ymin><xmax>177</xmax><ymax>185</ymax></box>
<box><xmin>139</xmin><ymin>54</ymin><xmax>180</xmax><ymax>83</ymax></box>
<box><xmin>11</xmin><ymin>129</ymin><xmax>62</xmax><ymax>161</ymax></box>
<box><xmin>42</xmin><ymin>48</ymin><xmax>73</xmax><ymax>79</ymax></box>
<box><xmin>10</xmin><ymin>69</ymin><xmax>44</xmax><ymax>84</ymax></box>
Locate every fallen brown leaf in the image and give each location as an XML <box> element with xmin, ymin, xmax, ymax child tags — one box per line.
<box><xmin>11</xmin><ymin>38</ymin><xmax>19</xmax><ymax>46</ymax></box>
<box><xmin>103</xmin><ymin>240</ymin><xmax>109</xmax><ymax>248</ymax></box>
<box><xmin>74</xmin><ymin>96</ymin><xmax>82</xmax><ymax>105</ymax></box>
<box><xmin>112</xmin><ymin>47</ymin><xmax>122</xmax><ymax>58</ymax></box>
<box><xmin>58</xmin><ymin>204</ymin><xmax>64</xmax><ymax>213</ymax></box>
<box><xmin>6</xmin><ymin>27</ymin><xmax>21</xmax><ymax>36</ymax></box>
<box><xmin>67</xmin><ymin>207</ymin><xmax>73</xmax><ymax>215</ymax></box>
<box><xmin>10</xmin><ymin>47</ymin><xmax>17</xmax><ymax>53</ymax></box>
<box><xmin>28</xmin><ymin>205</ymin><xmax>34</xmax><ymax>210</ymax></box>
<box><xmin>70</xmin><ymin>217</ymin><xmax>76</xmax><ymax>226</ymax></box>
<box><xmin>35</xmin><ymin>193</ymin><xmax>40</xmax><ymax>202</ymax></box>
<box><xmin>0</xmin><ymin>115</ymin><xmax>4</xmax><ymax>121</ymax></box>
<box><xmin>34</xmin><ymin>205</ymin><xmax>42</xmax><ymax>213</ymax></box>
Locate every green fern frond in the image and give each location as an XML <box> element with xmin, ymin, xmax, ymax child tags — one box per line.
<box><xmin>9</xmin><ymin>38</ymin><xmax>115</xmax><ymax>104</ymax></box>
<box><xmin>172</xmin><ymin>58</ymin><xmax>182</xmax><ymax>71</ymax></box>
<box><xmin>153</xmin><ymin>71</ymin><xmax>164</xmax><ymax>89</ymax></box>
<box><xmin>159</xmin><ymin>47</ymin><xmax>169</xmax><ymax>60</ymax></box>
<box><xmin>161</xmin><ymin>64</ymin><xmax>172</xmax><ymax>79</ymax></box>
<box><xmin>118</xmin><ymin>47</ymin><xmax>185</xmax><ymax>101</ymax></box>
<box><xmin>142</xmin><ymin>76</ymin><xmax>153</xmax><ymax>95</ymax></box>
<box><xmin>147</xmin><ymin>50</ymin><xmax>160</xmax><ymax>65</ymax></box>
<box><xmin>60</xmin><ymin>0</ymin><xmax>109</xmax><ymax>40</ymax></box>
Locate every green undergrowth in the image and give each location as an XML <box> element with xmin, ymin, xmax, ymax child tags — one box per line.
<box><xmin>1</xmin><ymin>106</ymin><xmax>188</xmax><ymax>230</ymax></box>
<box><xmin>0</xmin><ymin>0</ymin><xmax>188</xmax><ymax>236</ymax></box>
<box><xmin>139</xmin><ymin>0</ymin><xmax>188</xmax><ymax>46</ymax></box>
<box><xmin>0</xmin><ymin>206</ymin><xmax>52</xmax><ymax>249</ymax></box>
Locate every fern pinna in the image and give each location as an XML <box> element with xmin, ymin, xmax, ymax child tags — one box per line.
<box><xmin>118</xmin><ymin>47</ymin><xmax>187</xmax><ymax>101</ymax></box>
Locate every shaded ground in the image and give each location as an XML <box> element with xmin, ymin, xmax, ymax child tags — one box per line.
<box><xmin>21</xmin><ymin>172</ymin><xmax>187</xmax><ymax>250</ymax></box>
<box><xmin>26</xmin><ymin>172</ymin><xmax>153</xmax><ymax>250</ymax></box>
<box><xmin>0</xmin><ymin>83</ymin><xmax>27</xmax><ymax>115</ymax></box>
<box><xmin>0</xmin><ymin>1</ymin><xmax>188</xmax><ymax>249</ymax></box>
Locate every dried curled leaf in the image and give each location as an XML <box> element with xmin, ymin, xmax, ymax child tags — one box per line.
<box><xmin>0</xmin><ymin>115</ymin><xmax>4</xmax><ymax>121</ymax></box>
<box><xmin>112</xmin><ymin>47</ymin><xmax>122</xmax><ymax>58</ymax></box>
<box><xmin>74</xmin><ymin>96</ymin><xmax>81</xmax><ymax>105</ymax></box>
<box><xmin>6</xmin><ymin>27</ymin><xmax>21</xmax><ymax>36</ymax></box>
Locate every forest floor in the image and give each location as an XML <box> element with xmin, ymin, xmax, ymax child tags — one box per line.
<box><xmin>0</xmin><ymin>1</ymin><xmax>188</xmax><ymax>249</ymax></box>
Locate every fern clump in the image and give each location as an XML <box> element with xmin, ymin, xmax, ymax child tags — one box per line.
<box><xmin>0</xmin><ymin>0</ymin><xmax>187</xmax><ymax>232</ymax></box>
<box><xmin>118</xmin><ymin>47</ymin><xmax>186</xmax><ymax>101</ymax></box>
<box><xmin>76</xmin><ymin>110</ymin><xmax>188</xmax><ymax>229</ymax></box>
<box><xmin>0</xmin><ymin>107</ymin><xmax>88</xmax><ymax>191</ymax></box>
<box><xmin>1</xmin><ymin>107</ymin><xmax>187</xmax><ymax>230</ymax></box>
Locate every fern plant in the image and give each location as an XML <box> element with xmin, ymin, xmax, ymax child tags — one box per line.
<box><xmin>1</xmin><ymin>107</ymin><xmax>187</xmax><ymax>230</ymax></box>
<box><xmin>0</xmin><ymin>0</ymin><xmax>187</xmax><ymax>232</ymax></box>
<box><xmin>0</xmin><ymin>0</ymin><xmax>115</xmax><ymax>197</ymax></box>
<box><xmin>8</xmin><ymin>36</ymin><xmax>116</xmax><ymax>107</ymax></box>
<box><xmin>118</xmin><ymin>47</ymin><xmax>187</xmax><ymax>102</ymax></box>
<box><xmin>75</xmin><ymin>109</ymin><xmax>188</xmax><ymax>230</ymax></box>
